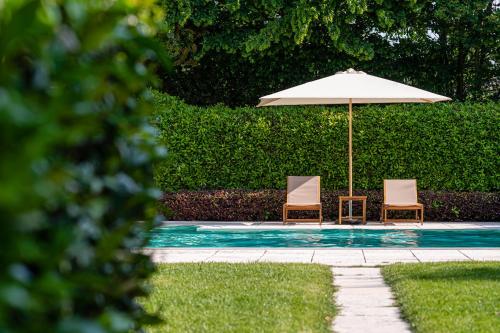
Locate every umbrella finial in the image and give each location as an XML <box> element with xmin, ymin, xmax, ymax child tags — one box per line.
<box><xmin>336</xmin><ymin>68</ymin><xmax>366</xmax><ymax>74</ymax></box>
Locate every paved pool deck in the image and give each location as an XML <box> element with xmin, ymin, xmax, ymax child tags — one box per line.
<box><xmin>144</xmin><ymin>248</ymin><xmax>500</xmax><ymax>265</ymax></box>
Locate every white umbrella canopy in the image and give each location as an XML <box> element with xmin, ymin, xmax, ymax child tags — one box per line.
<box><xmin>258</xmin><ymin>68</ymin><xmax>450</xmax><ymax>106</ymax></box>
<box><xmin>257</xmin><ymin>68</ymin><xmax>451</xmax><ymax>221</ymax></box>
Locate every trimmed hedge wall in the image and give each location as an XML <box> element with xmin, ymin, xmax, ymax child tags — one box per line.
<box><xmin>153</xmin><ymin>91</ymin><xmax>499</xmax><ymax>192</ymax></box>
<box><xmin>161</xmin><ymin>190</ymin><xmax>500</xmax><ymax>222</ymax></box>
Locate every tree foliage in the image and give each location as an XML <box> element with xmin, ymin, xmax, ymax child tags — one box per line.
<box><xmin>397</xmin><ymin>0</ymin><xmax>500</xmax><ymax>101</ymax></box>
<box><xmin>160</xmin><ymin>0</ymin><xmax>499</xmax><ymax>105</ymax></box>
<box><xmin>0</xmin><ymin>1</ymin><xmax>167</xmax><ymax>332</ymax></box>
<box><xmin>162</xmin><ymin>0</ymin><xmax>414</xmax><ymax>60</ymax></box>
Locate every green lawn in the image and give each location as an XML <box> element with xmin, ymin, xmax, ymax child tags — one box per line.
<box><xmin>382</xmin><ymin>262</ymin><xmax>500</xmax><ymax>333</ymax></box>
<box><xmin>142</xmin><ymin>263</ymin><xmax>336</xmax><ymax>333</ymax></box>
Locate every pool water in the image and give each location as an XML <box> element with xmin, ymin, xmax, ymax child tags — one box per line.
<box><xmin>148</xmin><ymin>226</ymin><xmax>500</xmax><ymax>248</ymax></box>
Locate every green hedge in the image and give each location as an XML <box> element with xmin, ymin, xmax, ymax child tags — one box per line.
<box><xmin>153</xmin><ymin>91</ymin><xmax>499</xmax><ymax>192</ymax></box>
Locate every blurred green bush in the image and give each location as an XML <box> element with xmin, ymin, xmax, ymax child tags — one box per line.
<box><xmin>153</xmin><ymin>91</ymin><xmax>499</xmax><ymax>192</ymax></box>
<box><xmin>0</xmin><ymin>1</ymin><xmax>168</xmax><ymax>332</ymax></box>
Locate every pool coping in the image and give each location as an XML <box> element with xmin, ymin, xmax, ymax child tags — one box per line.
<box><xmin>159</xmin><ymin>221</ymin><xmax>500</xmax><ymax>230</ymax></box>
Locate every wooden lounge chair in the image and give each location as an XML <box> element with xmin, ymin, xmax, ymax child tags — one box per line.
<box><xmin>382</xmin><ymin>179</ymin><xmax>424</xmax><ymax>225</ymax></box>
<box><xmin>283</xmin><ymin>176</ymin><xmax>322</xmax><ymax>224</ymax></box>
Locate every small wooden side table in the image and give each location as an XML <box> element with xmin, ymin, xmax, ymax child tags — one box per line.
<box><xmin>338</xmin><ymin>196</ymin><xmax>367</xmax><ymax>224</ymax></box>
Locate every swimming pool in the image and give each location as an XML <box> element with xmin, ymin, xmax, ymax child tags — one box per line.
<box><xmin>148</xmin><ymin>226</ymin><xmax>500</xmax><ymax>248</ymax></box>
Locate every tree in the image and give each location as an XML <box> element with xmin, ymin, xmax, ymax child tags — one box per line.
<box><xmin>159</xmin><ymin>0</ymin><xmax>499</xmax><ymax>105</ymax></box>
<box><xmin>0</xmin><ymin>1</ymin><xmax>168</xmax><ymax>332</ymax></box>
<box><xmin>395</xmin><ymin>0</ymin><xmax>499</xmax><ymax>100</ymax></box>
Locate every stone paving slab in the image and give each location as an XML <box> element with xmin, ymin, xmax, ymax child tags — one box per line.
<box><xmin>337</xmin><ymin>306</ymin><xmax>403</xmax><ymax>316</ymax></box>
<box><xmin>334</xmin><ymin>316</ymin><xmax>411</xmax><ymax>333</ymax></box>
<box><xmin>335</xmin><ymin>294</ymin><xmax>395</xmax><ymax>308</ymax></box>
<box><xmin>411</xmin><ymin>249</ymin><xmax>470</xmax><ymax>262</ymax></box>
<box><xmin>146</xmin><ymin>249</ymin><xmax>217</xmax><ymax>263</ymax></box>
<box><xmin>333</xmin><ymin>267</ymin><xmax>381</xmax><ymax>274</ymax></box>
<box><xmin>363</xmin><ymin>249</ymin><xmax>419</xmax><ymax>264</ymax></box>
<box><xmin>315</xmin><ymin>260</ymin><xmax>365</xmax><ymax>266</ymax></box>
<box><xmin>313</xmin><ymin>250</ymin><xmax>365</xmax><ymax>266</ymax></box>
<box><xmin>259</xmin><ymin>250</ymin><xmax>314</xmax><ymax>263</ymax></box>
<box><xmin>334</xmin><ymin>277</ymin><xmax>387</xmax><ymax>287</ymax></box>
<box><xmin>206</xmin><ymin>249</ymin><xmax>266</xmax><ymax>263</ymax></box>
<box><xmin>460</xmin><ymin>249</ymin><xmax>500</xmax><ymax>261</ymax></box>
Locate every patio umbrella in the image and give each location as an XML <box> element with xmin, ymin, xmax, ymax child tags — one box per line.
<box><xmin>257</xmin><ymin>68</ymin><xmax>451</xmax><ymax>220</ymax></box>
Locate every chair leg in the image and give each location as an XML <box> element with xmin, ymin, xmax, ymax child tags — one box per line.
<box><xmin>420</xmin><ymin>206</ymin><xmax>424</xmax><ymax>225</ymax></box>
<box><xmin>338</xmin><ymin>199</ymin><xmax>342</xmax><ymax>225</ymax></box>
<box><xmin>362</xmin><ymin>199</ymin><xmax>366</xmax><ymax>225</ymax></box>
<box><xmin>383</xmin><ymin>208</ymin><xmax>387</xmax><ymax>225</ymax></box>
<box><xmin>283</xmin><ymin>205</ymin><xmax>287</xmax><ymax>224</ymax></box>
<box><xmin>319</xmin><ymin>208</ymin><xmax>323</xmax><ymax>226</ymax></box>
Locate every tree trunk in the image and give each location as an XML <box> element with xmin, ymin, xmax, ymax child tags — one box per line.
<box><xmin>456</xmin><ymin>39</ymin><xmax>466</xmax><ymax>101</ymax></box>
<box><xmin>438</xmin><ymin>24</ymin><xmax>452</xmax><ymax>97</ymax></box>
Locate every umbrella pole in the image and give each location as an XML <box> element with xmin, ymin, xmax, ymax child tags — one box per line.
<box><xmin>348</xmin><ymin>98</ymin><xmax>353</xmax><ymax>219</ymax></box>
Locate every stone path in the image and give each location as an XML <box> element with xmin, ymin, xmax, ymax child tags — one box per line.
<box><xmin>332</xmin><ymin>267</ymin><xmax>410</xmax><ymax>333</ymax></box>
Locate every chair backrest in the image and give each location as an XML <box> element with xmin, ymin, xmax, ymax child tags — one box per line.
<box><xmin>287</xmin><ymin>176</ymin><xmax>320</xmax><ymax>204</ymax></box>
<box><xmin>384</xmin><ymin>179</ymin><xmax>418</xmax><ymax>205</ymax></box>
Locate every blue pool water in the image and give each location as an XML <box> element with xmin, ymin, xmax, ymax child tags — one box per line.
<box><xmin>148</xmin><ymin>226</ymin><xmax>500</xmax><ymax>248</ymax></box>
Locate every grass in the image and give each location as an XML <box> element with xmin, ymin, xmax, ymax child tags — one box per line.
<box><xmin>142</xmin><ymin>263</ymin><xmax>336</xmax><ymax>333</ymax></box>
<box><xmin>382</xmin><ymin>262</ymin><xmax>500</xmax><ymax>333</ymax></box>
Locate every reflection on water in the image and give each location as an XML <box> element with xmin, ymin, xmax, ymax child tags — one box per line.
<box><xmin>380</xmin><ymin>230</ymin><xmax>419</xmax><ymax>247</ymax></box>
<box><xmin>147</xmin><ymin>226</ymin><xmax>500</xmax><ymax>248</ymax></box>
